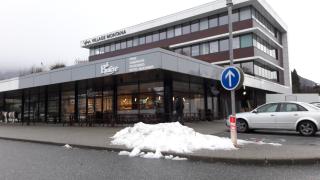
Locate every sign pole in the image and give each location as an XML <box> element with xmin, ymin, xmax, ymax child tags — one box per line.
<box><xmin>227</xmin><ymin>0</ymin><xmax>237</xmax><ymax>146</ymax></box>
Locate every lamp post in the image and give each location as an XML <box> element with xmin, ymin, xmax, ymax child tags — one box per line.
<box><xmin>226</xmin><ymin>0</ymin><xmax>237</xmax><ymax>146</ymax></box>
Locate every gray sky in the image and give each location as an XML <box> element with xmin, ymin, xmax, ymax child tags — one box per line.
<box><xmin>0</xmin><ymin>0</ymin><xmax>319</xmax><ymax>82</ymax></box>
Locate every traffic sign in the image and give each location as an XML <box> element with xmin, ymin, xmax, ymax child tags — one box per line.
<box><xmin>220</xmin><ymin>66</ymin><xmax>244</xmax><ymax>91</ymax></box>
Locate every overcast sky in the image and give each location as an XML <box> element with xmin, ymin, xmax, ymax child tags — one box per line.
<box><xmin>0</xmin><ymin>0</ymin><xmax>319</xmax><ymax>82</ymax></box>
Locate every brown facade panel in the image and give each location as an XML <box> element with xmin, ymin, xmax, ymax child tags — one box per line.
<box><xmin>194</xmin><ymin>47</ymin><xmax>255</xmax><ymax>63</ymax></box>
<box><xmin>89</xmin><ymin>19</ymin><xmax>253</xmax><ymax>61</ymax></box>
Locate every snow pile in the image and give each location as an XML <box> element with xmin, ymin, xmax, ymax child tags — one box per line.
<box><xmin>118</xmin><ymin>150</ymin><xmax>187</xmax><ymax>160</ymax></box>
<box><xmin>111</xmin><ymin>122</ymin><xmax>237</xmax><ymax>154</ymax></box>
<box><xmin>63</xmin><ymin>144</ymin><xmax>72</xmax><ymax>149</ymax></box>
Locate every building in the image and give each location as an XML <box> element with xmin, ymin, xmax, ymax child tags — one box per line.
<box><xmin>0</xmin><ymin>0</ymin><xmax>291</xmax><ymax>125</ymax></box>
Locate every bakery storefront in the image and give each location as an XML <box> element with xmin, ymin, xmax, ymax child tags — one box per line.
<box><xmin>0</xmin><ymin>49</ymin><xmax>225</xmax><ymax>125</ymax></box>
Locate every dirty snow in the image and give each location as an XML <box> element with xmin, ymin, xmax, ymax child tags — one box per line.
<box><xmin>111</xmin><ymin>122</ymin><xmax>281</xmax><ymax>159</ymax></box>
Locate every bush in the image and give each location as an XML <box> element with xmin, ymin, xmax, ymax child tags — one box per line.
<box><xmin>50</xmin><ymin>63</ymin><xmax>66</xmax><ymax>70</ymax></box>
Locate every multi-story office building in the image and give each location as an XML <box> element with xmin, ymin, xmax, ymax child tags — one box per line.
<box><xmin>0</xmin><ymin>0</ymin><xmax>291</xmax><ymax>124</ymax></box>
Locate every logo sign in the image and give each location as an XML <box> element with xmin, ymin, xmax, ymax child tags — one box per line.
<box><xmin>220</xmin><ymin>66</ymin><xmax>244</xmax><ymax>91</ymax></box>
<box><xmin>82</xmin><ymin>30</ymin><xmax>127</xmax><ymax>47</ymax></box>
<box><xmin>101</xmin><ymin>62</ymin><xmax>119</xmax><ymax>75</ymax></box>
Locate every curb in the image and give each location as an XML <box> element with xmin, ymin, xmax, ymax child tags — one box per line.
<box><xmin>0</xmin><ymin>136</ymin><xmax>319</xmax><ymax>165</ymax></box>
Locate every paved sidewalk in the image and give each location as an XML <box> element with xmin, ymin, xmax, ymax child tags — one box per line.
<box><xmin>0</xmin><ymin>121</ymin><xmax>320</xmax><ymax>165</ymax></box>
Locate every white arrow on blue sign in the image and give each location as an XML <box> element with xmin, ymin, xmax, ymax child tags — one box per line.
<box><xmin>220</xmin><ymin>66</ymin><xmax>243</xmax><ymax>91</ymax></box>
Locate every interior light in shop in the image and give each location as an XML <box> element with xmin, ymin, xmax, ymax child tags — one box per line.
<box><xmin>158</xmin><ymin>96</ymin><xmax>161</xmax><ymax>101</ymax></box>
<box><xmin>134</xmin><ymin>98</ymin><xmax>137</xmax><ymax>102</ymax></box>
<box><xmin>182</xmin><ymin>97</ymin><xmax>185</xmax><ymax>102</ymax></box>
<box><xmin>173</xmin><ymin>97</ymin><xmax>175</xmax><ymax>101</ymax></box>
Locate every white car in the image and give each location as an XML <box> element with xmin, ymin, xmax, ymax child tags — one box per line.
<box><xmin>226</xmin><ymin>102</ymin><xmax>320</xmax><ymax>136</ymax></box>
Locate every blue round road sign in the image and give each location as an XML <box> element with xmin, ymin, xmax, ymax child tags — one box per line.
<box><xmin>220</xmin><ymin>66</ymin><xmax>244</xmax><ymax>91</ymax></box>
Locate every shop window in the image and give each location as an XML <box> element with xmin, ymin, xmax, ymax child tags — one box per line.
<box><xmin>115</xmin><ymin>42</ymin><xmax>121</xmax><ymax>50</ymax></box>
<box><xmin>105</xmin><ymin>45</ymin><xmax>110</xmax><ymax>52</ymax></box>
<box><xmin>139</xmin><ymin>36</ymin><xmax>146</xmax><ymax>45</ymax></box>
<box><xmin>110</xmin><ymin>43</ymin><xmax>116</xmax><ymax>51</ymax></box>
<box><xmin>121</xmin><ymin>41</ymin><xmax>127</xmax><ymax>49</ymax></box>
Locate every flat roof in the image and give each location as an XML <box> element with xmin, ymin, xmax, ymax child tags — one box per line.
<box><xmin>81</xmin><ymin>0</ymin><xmax>287</xmax><ymax>48</ymax></box>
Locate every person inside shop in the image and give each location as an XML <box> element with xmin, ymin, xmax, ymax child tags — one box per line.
<box><xmin>175</xmin><ymin>96</ymin><xmax>185</xmax><ymax>125</ymax></box>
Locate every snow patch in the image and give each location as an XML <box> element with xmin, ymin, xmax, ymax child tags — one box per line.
<box><xmin>63</xmin><ymin>144</ymin><xmax>72</xmax><ymax>149</ymax></box>
<box><xmin>118</xmin><ymin>151</ymin><xmax>130</xmax><ymax>156</ymax></box>
<box><xmin>111</xmin><ymin>122</ymin><xmax>236</xmax><ymax>154</ymax></box>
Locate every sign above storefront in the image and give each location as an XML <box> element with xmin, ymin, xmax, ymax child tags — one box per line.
<box><xmin>81</xmin><ymin>30</ymin><xmax>127</xmax><ymax>47</ymax></box>
<box><xmin>101</xmin><ymin>62</ymin><xmax>119</xmax><ymax>75</ymax></box>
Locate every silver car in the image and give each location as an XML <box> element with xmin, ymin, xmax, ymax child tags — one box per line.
<box><xmin>226</xmin><ymin>102</ymin><xmax>320</xmax><ymax>136</ymax></box>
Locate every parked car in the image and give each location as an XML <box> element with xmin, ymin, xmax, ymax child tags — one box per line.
<box><xmin>226</xmin><ymin>102</ymin><xmax>320</xmax><ymax>136</ymax></box>
<box><xmin>310</xmin><ymin>102</ymin><xmax>320</xmax><ymax>108</ymax></box>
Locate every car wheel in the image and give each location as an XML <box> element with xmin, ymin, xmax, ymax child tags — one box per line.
<box><xmin>236</xmin><ymin>119</ymin><xmax>249</xmax><ymax>133</ymax></box>
<box><xmin>298</xmin><ymin>121</ymin><xmax>316</xmax><ymax>136</ymax></box>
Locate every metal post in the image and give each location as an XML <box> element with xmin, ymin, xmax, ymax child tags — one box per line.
<box><xmin>227</xmin><ymin>0</ymin><xmax>237</xmax><ymax>146</ymax></box>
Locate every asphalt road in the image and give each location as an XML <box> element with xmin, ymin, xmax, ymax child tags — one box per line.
<box><xmin>0</xmin><ymin>139</ymin><xmax>319</xmax><ymax>180</ymax></box>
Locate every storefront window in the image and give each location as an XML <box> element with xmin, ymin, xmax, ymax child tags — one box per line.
<box><xmin>133</xmin><ymin>37</ymin><xmax>139</xmax><ymax>47</ymax></box>
<box><xmin>139</xmin><ymin>36</ymin><xmax>145</xmax><ymax>45</ymax></box>
<box><xmin>146</xmin><ymin>34</ymin><xmax>153</xmax><ymax>44</ymax></box>
<box><xmin>121</xmin><ymin>41</ymin><xmax>127</xmax><ymax>49</ymax></box>
<box><xmin>115</xmin><ymin>42</ymin><xmax>121</xmax><ymax>50</ymax></box>
<box><xmin>127</xmin><ymin>39</ymin><xmax>133</xmax><ymax>48</ymax></box>
<box><xmin>160</xmin><ymin>30</ymin><xmax>166</xmax><ymax>40</ymax></box>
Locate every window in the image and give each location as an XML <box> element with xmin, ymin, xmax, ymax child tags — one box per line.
<box><xmin>240</xmin><ymin>7</ymin><xmax>251</xmax><ymax>20</ymax></box>
<box><xmin>182</xmin><ymin>23</ymin><xmax>191</xmax><ymax>35</ymax></box>
<box><xmin>167</xmin><ymin>27</ymin><xmax>174</xmax><ymax>38</ymax></box>
<box><xmin>241</xmin><ymin>62</ymin><xmax>254</xmax><ymax>75</ymax></box>
<box><xmin>182</xmin><ymin>47</ymin><xmax>191</xmax><ymax>56</ymax></box>
<box><xmin>121</xmin><ymin>41</ymin><xmax>127</xmax><ymax>49</ymax></box>
<box><xmin>219</xmin><ymin>39</ymin><xmax>229</xmax><ymax>52</ymax></box>
<box><xmin>105</xmin><ymin>45</ymin><xmax>110</xmax><ymax>52</ymax></box>
<box><xmin>200</xmin><ymin>43</ymin><xmax>209</xmax><ymax>55</ymax></box>
<box><xmin>139</xmin><ymin>36</ymin><xmax>146</xmax><ymax>45</ymax></box>
<box><xmin>191</xmin><ymin>20</ymin><xmax>200</xmax><ymax>32</ymax></box>
<box><xmin>232</xmin><ymin>10</ymin><xmax>239</xmax><ymax>22</ymax></box>
<box><xmin>233</xmin><ymin>37</ymin><xmax>240</xmax><ymax>49</ymax></box>
<box><xmin>257</xmin><ymin>103</ymin><xmax>279</xmax><ymax>113</ymax></box>
<box><xmin>127</xmin><ymin>39</ymin><xmax>133</xmax><ymax>48</ymax></box>
<box><xmin>90</xmin><ymin>49</ymin><xmax>94</xmax><ymax>56</ymax></box>
<box><xmin>209</xmin><ymin>41</ymin><xmax>219</xmax><ymax>53</ymax></box>
<box><xmin>209</xmin><ymin>16</ymin><xmax>218</xmax><ymax>28</ymax></box>
<box><xmin>110</xmin><ymin>43</ymin><xmax>116</xmax><ymax>51</ymax></box>
<box><xmin>219</xmin><ymin>14</ymin><xmax>228</xmax><ymax>26</ymax></box>
<box><xmin>95</xmin><ymin>47</ymin><xmax>100</xmax><ymax>55</ymax></box>
<box><xmin>175</xmin><ymin>25</ymin><xmax>182</xmax><ymax>36</ymax></box>
<box><xmin>240</xmin><ymin>34</ymin><xmax>253</xmax><ymax>48</ymax></box>
<box><xmin>191</xmin><ymin>45</ymin><xmax>200</xmax><ymax>56</ymax></box>
<box><xmin>281</xmin><ymin>103</ymin><xmax>307</xmax><ymax>112</ymax></box>
<box><xmin>175</xmin><ymin>48</ymin><xmax>183</xmax><ymax>54</ymax></box>
<box><xmin>99</xmin><ymin>46</ymin><xmax>105</xmax><ymax>54</ymax></box>
<box><xmin>160</xmin><ymin>30</ymin><xmax>166</xmax><ymax>40</ymax></box>
<box><xmin>153</xmin><ymin>32</ymin><xmax>160</xmax><ymax>42</ymax></box>
<box><xmin>200</xmin><ymin>18</ymin><xmax>208</xmax><ymax>30</ymax></box>
<box><xmin>133</xmin><ymin>37</ymin><xmax>139</xmax><ymax>47</ymax></box>
<box><xmin>146</xmin><ymin>34</ymin><xmax>153</xmax><ymax>44</ymax></box>
<box><xmin>115</xmin><ymin>42</ymin><xmax>121</xmax><ymax>50</ymax></box>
